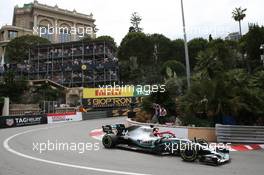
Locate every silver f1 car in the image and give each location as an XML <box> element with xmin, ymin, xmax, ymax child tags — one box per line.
<box><xmin>102</xmin><ymin>124</ymin><xmax>230</xmax><ymax>166</ymax></box>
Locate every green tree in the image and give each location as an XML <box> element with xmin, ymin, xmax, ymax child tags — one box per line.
<box><xmin>130</xmin><ymin>12</ymin><xmax>143</xmax><ymax>32</ymax></box>
<box><xmin>181</xmin><ymin>38</ymin><xmax>264</xmax><ymax>126</ymax></box>
<box><xmin>32</xmin><ymin>83</ymin><xmax>62</xmax><ymax>102</ymax></box>
<box><xmin>81</xmin><ymin>35</ymin><xmax>117</xmax><ymax>49</ymax></box>
<box><xmin>170</xmin><ymin>39</ymin><xmax>185</xmax><ymax>64</ymax></box>
<box><xmin>94</xmin><ymin>35</ymin><xmax>117</xmax><ymax>50</ymax></box>
<box><xmin>195</xmin><ymin>39</ymin><xmax>236</xmax><ymax>79</ymax></box>
<box><xmin>5</xmin><ymin>35</ymin><xmax>50</xmax><ymax>63</ymax></box>
<box><xmin>161</xmin><ymin>60</ymin><xmax>186</xmax><ymax>96</ymax></box>
<box><xmin>180</xmin><ymin>69</ymin><xmax>254</xmax><ymax>125</ymax></box>
<box><xmin>161</xmin><ymin>60</ymin><xmax>185</xmax><ymax>79</ymax></box>
<box><xmin>188</xmin><ymin>38</ymin><xmax>208</xmax><ymax>70</ymax></box>
<box><xmin>232</xmin><ymin>7</ymin><xmax>247</xmax><ymax>37</ymax></box>
<box><xmin>240</xmin><ymin>24</ymin><xmax>264</xmax><ymax>71</ymax></box>
<box><xmin>148</xmin><ymin>34</ymin><xmax>172</xmax><ymax>63</ymax></box>
<box><xmin>142</xmin><ymin>90</ymin><xmax>176</xmax><ymax>116</ymax></box>
<box><xmin>0</xmin><ymin>71</ymin><xmax>28</xmax><ymax>102</ymax></box>
<box><xmin>118</xmin><ymin>32</ymin><xmax>152</xmax><ymax>64</ymax></box>
<box><xmin>80</xmin><ymin>35</ymin><xmax>93</xmax><ymax>42</ymax></box>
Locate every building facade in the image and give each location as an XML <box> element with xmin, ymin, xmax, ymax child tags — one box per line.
<box><xmin>0</xmin><ymin>0</ymin><xmax>97</xmax><ymax>66</ymax></box>
<box><xmin>225</xmin><ymin>32</ymin><xmax>240</xmax><ymax>41</ymax></box>
<box><xmin>13</xmin><ymin>0</ymin><xmax>96</xmax><ymax>43</ymax></box>
<box><xmin>0</xmin><ymin>25</ymin><xmax>32</xmax><ymax>69</ymax></box>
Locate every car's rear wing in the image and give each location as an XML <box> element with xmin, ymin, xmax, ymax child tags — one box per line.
<box><xmin>102</xmin><ymin>124</ymin><xmax>126</xmax><ymax>135</ymax></box>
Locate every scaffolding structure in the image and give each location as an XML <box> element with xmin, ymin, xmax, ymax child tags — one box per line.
<box><xmin>25</xmin><ymin>40</ymin><xmax>119</xmax><ymax>87</ymax></box>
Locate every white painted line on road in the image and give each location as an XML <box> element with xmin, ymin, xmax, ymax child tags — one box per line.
<box><xmin>3</xmin><ymin>126</ymin><xmax>151</xmax><ymax>175</ymax></box>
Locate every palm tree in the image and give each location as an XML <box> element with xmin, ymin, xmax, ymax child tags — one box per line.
<box><xmin>232</xmin><ymin>7</ymin><xmax>247</xmax><ymax>38</ymax></box>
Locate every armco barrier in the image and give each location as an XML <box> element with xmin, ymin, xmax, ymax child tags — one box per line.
<box><xmin>82</xmin><ymin>111</ymin><xmax>108</xmax><ymax>120</ymax></box>
<box><xmin>127</xmin><ymin>118</ymin><xmax>216</xmax><ymax>142</ymax></box>
<box><xmin>0</xmin><ymin>114</ymin><xmax>47</xmax><ymax>128</ymax></box>
<box><xmin>216</xmin><ymin>124</ymin><xmax>264</xmax><ymax>143</ymax></box>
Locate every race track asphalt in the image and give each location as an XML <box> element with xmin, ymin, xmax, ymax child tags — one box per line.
<box><xmin>0</xmin><ymin>117</ymin><xmax>263</xmax><ymax>175</ymax></box>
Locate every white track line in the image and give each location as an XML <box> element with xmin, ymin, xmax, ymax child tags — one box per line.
<box><xmin>3</xmin><ymin>126</ymin><xmax>151</xmax><ymax>175</ymax></box>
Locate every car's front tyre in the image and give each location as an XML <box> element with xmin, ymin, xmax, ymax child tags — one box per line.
<box><xmin>180</xmin><ymin>144</ymin><xmax>198</xmax><ymax>162</ymax></box>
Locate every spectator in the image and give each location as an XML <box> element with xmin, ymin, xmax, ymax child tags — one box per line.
<box><xmin>159</xmin><ymin>106</ymin><xmax>167</xmax><ymax>124</ymax></box>
<box><xmin>151</xmin><ymin>103</ymin><xmax>160</xmax><ymax>124</ymax></box>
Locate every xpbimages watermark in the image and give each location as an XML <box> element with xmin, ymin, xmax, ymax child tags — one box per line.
<box><xmin>163</xmin><ymin>141</ymin><xmax>231</xmax><ymax>154</ymax></box>
<box><xmin>98</xmin><ymin>82</ymin><xmax>166</xmax><ymax>96</ymax></box>
<box><xmin>33</xmin><ymin>24</ymin><xmax>93</xmax><ymax>37</ymax></box>
<box><xmin>33</xmin><ymin>140</ymin><xmax>100</xmax><ymax>154</ymax></box>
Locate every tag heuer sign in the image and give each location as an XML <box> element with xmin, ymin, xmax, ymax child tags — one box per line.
<box><xmin>6</xmin><ymin>119</ymin><xmax>14</xmax><ymax>127</ymax></box>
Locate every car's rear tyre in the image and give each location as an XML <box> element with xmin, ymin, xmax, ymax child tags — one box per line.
<box><xmin>102</xmin><ymin>134</ymin><xmax>118</xmax><ymax>148</ymax></box>
<box><xmin>180</xmin><ymin>143</ymin><xmax>198</xmax><ymax>162</ymax></box>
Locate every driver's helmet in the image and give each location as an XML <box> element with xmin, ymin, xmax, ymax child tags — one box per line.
<box><xmin>153</xmin><ymin>128</ymin><xmax>160</xmax><ymax>136</ymax></box>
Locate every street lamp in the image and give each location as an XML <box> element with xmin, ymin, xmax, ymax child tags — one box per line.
<box><xmin>180</xmin><ymin>0</ymin><xmax>191</xmax><ymax>89</ymax></box>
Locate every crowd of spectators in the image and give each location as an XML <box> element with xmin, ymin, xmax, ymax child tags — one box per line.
<box><xmin>1</xmin><ymin>42</ymin><xmax>119</xmax><ymax>87</ymax></box>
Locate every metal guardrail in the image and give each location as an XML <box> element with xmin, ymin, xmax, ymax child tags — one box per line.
<box><xmin>82</xmin><ymin>111</ymin><xmax>109</xmax><ymax>120</ymax></box>
<box><xmin>216</xmin><ymin>124</ymin><xmax>264</xmax><ymax>143</ymax></box>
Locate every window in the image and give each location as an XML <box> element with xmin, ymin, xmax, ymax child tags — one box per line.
<box><xmin>8</xmin><ymin>30</ymin><xmax>18</xmax><ymax>40</ymax></box>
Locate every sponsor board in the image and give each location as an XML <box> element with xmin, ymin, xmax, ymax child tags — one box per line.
<box><xmin>83</xmin><ymin>97</ymin><xmax>143</xmax><ymax>108</ymax></box>
<box><xmin>82</xmin><ymin>87</ymin><xmax>148</xmax><ymax>109</ymax></box>
<box><xmin>0</xmin><ymin>115</ymin><xmax>47</xmax><ymax>128</ymax></box>
<box><xmin>83</xmin><ymin>87</ymin><xmax>134</xmax><ymax>99</ymax></box>
<box><xmin>83</xmin><ymin>85</ymin><xmax>164</xmax><ymax>99</ymax></box>
<box><xmin>88</xmin><ymin>97</ymin><xmax>132</xmax><ymax>107</ymax></box>
<box><xmin>47</xmin><ymin>112</ymin><xmax>82</xmax><ymax>124</ymax></box>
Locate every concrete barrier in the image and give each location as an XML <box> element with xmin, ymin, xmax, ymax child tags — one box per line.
<box><xmin>126</xmin><ymin>118</ymin><xmax>216</xmax><ymax>142</ymax></box>
<box><xmin>188</xmin><ymin>127</ymin><xmax>216</xmax><ymax>142</ymax></box>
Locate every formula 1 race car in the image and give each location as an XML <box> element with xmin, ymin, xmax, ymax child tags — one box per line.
<box><xmin>101</xmin><ymin>124</ymin><xmax>230</xmax><ymax>166</ymax></box>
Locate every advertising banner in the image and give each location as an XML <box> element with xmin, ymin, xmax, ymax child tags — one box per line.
<box><xmin>83</xmin><ymin>85</ymin><xmax>164</xmax><ymax>99</ymax></box>
<box><xmin>83</xmin><ymin>87</ymin><xmax>134</xmax><ymax>99</ymax></box>
<box><xmin>0</xmin><ymin>114</ymin><xmax>47</xmax><ymax>128</ymax></box>
<box><xmin>82</xmin><ymin>86</ymin><xmax>150</xmax><ymax>109</ymax></box>
<box><xmin>83</xmin><ymin>97</ymin><xmax>144</xmax><ymax>108</ymax></box>
<box><xmin>47</xmin><ymin>112</ymin><xmax>82</xmax><ymax>124</ymax></box>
